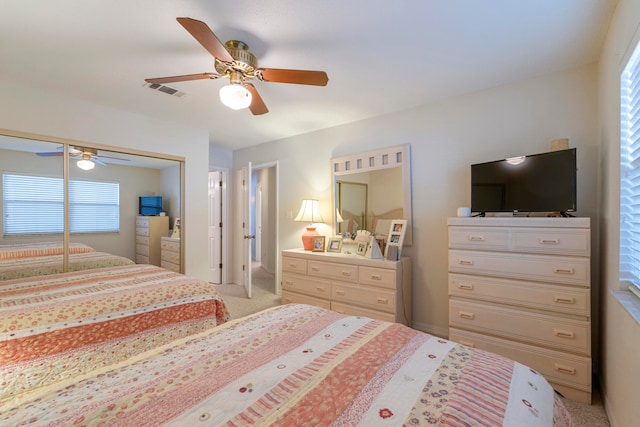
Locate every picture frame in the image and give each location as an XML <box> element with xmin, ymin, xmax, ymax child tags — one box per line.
<box><xmin>327</xmin><ymin>237</ymin><xmax>343</xmax><ymax>253</ymax></box>
<box><xmin>171</xmin><ymin>217</ymin><xmax>181</xmax><ymax>239</ymax></box>
<box><xmin>356</xmin><ymin>240</ymin><xmax>369</xmax><ymax>256</ymax></box>
<box><xmin>311</xmin><ymin>235</ymin><xmax>326</xmax><ymax>252</ymax></box>
<box><xmin>385</xmin><ymin>219</ymin><xmax>407</xmax><ymax>259</ymax></box>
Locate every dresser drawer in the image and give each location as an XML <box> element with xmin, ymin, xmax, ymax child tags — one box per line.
<box><xmin>281</xmin><ymin>290</ymin><xmax>331</xmax><ymax>309</ymax></box>
<box><xmin>161</xmin><ymin>250</ymin><xmax>180</xmax><ymax>265</ymax></box>
<box><xmin>136</xmin><ymin>235</ymin><xmax>149</xmax><ymax>246</ymax></box>
<box><xmin>282</xmin><ymin>256</ymin><xmax>307</xmax><ymax>274</ymax></box>
<box><xmin>332</xmin><ymin>302</ymin><xmax>396</xmax><ymax>323</ymax></box>
<box><xmin>449</xmin><ymin>250</ymin><xmax>589</xmax><ymax>286</ymax></box>
<box><xmin>449</xmin><ymin>299</ymin><xmax>590</xmax><ymax>355</ymax></box>
<box><xmin>136</xmin><ymin>244</ymin><xmax>149</xmax><ymax>256</ymax></box>
<box><xmin>332</xmin><ymin>282</ymin><xmax>395</xmax><ymax>314</ymax></box>
<box><xmin>161</xmin><ymin>238</ymin><xmax>180</xmax><ymax>253</ymax></box>
<box><xmin>161</xmin><ymin>260</ymin><xmax>180</xmax><ymax>273</ymax></box>
<box><xmin>136</xmin><ymin>227</ymin><xmax>150</xmax><ymax>237</ymax></box>
<box><xmin>448</xmin><ymin>227</ymin><xmax>510</xmax><ymax>251</ymax></box>
<box><xmin>308</xmin><ymin>260</ymin><xmax>357</xmax><ymax>283</ymax></box>
<box><xmin>281</xmin><ymin>273</ymin><xmax>331</xmax><ymax>299</ymax></box>
<box><xmin>512</xmin><ymin>228</ymin><xmax>589</xmax><ymax>256</ymax></box>
<box><xmin>359</xmin><ymin>266</ymin><xmax>396</xmax><ymax>290</ymax></box>
<box><xmin>449</xmin><ymin>328</ymin><xmax>592</xmax><ymax>390</ymax></box>
<box><xmin>135</xmin><ymin>254</ymin><xmax>149</xmax><ymax>264</ymax></box>
<box><xmin>448</xmin><ymin>273</ymin><xmax>590</xmax><ymax>316</ymax></box>
<box><xmin>136</xmin><ymin>217</ymin><xmax>149</xmax><ymax>228</ymax></box>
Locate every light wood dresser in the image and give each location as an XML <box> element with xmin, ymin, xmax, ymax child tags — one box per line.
<box><xmin>135</xmin><ymin>215</ymin><xmax>169</xmax><ymax>266</ymax></box>
<box><xmin>447</xmin><ymin>217</ymin><xmax>592</xmax><ymax>403</ymax></box>
<box><xmin>160</xmin><ymin>236</ymin><xmax>181</xmax><ymax>273</ymax></box>
<box><xmin>281</xmin><ymin>248</ymin><xmax>412</xmax><ymax>325</ymax></box>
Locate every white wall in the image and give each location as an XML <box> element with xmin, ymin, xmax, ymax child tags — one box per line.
<box><xmin>597</xmin><ymin>0</ymin><xmax>640</xmax><ymax>425</ymax></box>
<box><xmin>234</xmin><ymin>64</ymin><xmax>599</xmax><ymax>338</ymax></box>
<box><xmin>0</xmin><ymin>81</ymin><xmax>211</xmax><ymax>279</ymax></box>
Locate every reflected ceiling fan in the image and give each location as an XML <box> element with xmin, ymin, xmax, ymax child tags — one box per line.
<box><xmin>36</xmin><ymin>146</ymin><xmax>130</xmax><ymax>170</ymax></box>
<box><xmin>145</xmin><ymin>17</ymin><xmax>329</xmax><ymax>115</ymax></box>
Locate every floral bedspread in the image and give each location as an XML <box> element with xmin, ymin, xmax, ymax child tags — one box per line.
<box><xmin>0</xmin><ymin>250</ymin><xmax>135</xmax><ymax>280</ymax></box>
<box><xmin>0</xmin><ymin>263</ymin><xmax>230</xmax><ymax>401</ymax></box>
<box><xmin>0</xmin><ymin>304</ymin><xmax>572</xmax><ymax>426</ymax></box>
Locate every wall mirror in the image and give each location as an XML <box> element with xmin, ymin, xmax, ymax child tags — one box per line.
<box><xmin>332</xmin><ymin>144</ymin><xmax>412</xmax><ymax>246</ymax></box>
<box><xmin>0</xmin><ymin>129</ymin><xmax>184</xmax><ymax>281</ymax></box>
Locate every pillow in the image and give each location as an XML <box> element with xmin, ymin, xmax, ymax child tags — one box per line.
<box><xmin>0</xmin><ymin>242</ymin><xmax>95</xmax><ymax>260</ymax></box>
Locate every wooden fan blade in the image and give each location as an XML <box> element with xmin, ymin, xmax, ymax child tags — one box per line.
<box><xmin>177</xmin><ymin>17</ymin><xmax>234</xmax><ymax>63</ymax></box>
<box><xmin>258</xmin><ymin>68</ymin><xmax>328</xmax><ymax>86</ymax></box>
<box><xmin>92</xmin><ymin>157</ymin><xmax>107</xmax><ymax>166</ymax></box>
<box><xmin>36</xmin><ymin>152</ymin><xmax>64</xmax><ymax>157</ymax></box>
<box><xmin>145</xmin><ymin>73</ymin><xmax>219</xmax><ymax>85</ymax></box>
<box><xmin>245</xmin><ymin>83</ymin><xmax>268</xmax><ymax>115</ymax></box>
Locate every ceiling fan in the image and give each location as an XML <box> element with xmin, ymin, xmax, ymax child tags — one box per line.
<box><xmin>145</xmin><ymin>17</ymin><xmax>329</xmax><ymax>115</ymax></box>
<box><xmin>36</xmin><ymin>146</ymin><xmax>130</xmax><ymax>170</ymax></box>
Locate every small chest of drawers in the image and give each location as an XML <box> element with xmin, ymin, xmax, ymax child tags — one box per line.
<box><xmin>447</xmin><ymin>217</ymin><xmax>592</xmax><ymax>403</ymax></box>
<box><xmin>160</xmin><ymin>236</ymin><xmax>181</xmax><ymax>273</ymax></box>
<box><xmin>281</xmin><ymin>248</ymin><xmax>412</xmax><ymax>325</ymax></box>
<box><xmin>135</xmin><ymin>215</ymin><xmax>169</xmax><ymax>266</ymax></box>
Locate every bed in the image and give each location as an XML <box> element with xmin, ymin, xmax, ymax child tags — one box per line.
<box><xmin>0</xmin><ymin>263</ymin><xmax>230</xmax><ymax>403</ymax></box>
<box><xmin>0</xmin><ymin>301</ymin><xmax>573</xmax><ymax>426</ymax></box>
<box><xmin>0</xmin><ymin>241</ymin><xmax>135</xmax><ymax>280</ymax></box>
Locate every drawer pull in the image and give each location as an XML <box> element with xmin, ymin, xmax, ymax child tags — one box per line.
<box><xmin>311</xmin><ymin>266</ymin><xmax>320</xmax><ymax>272</ymax></box>
<box><xmin>283</xmin><ymin>298</ymin><xmax>292</xmax><ymax>303</ymax></box>
<box><xmin>289</xmin><ymin>263</ymin><xmax>298</xmax><ymax>268</ymax></box>
<box><xmin>554</xmin><ymin>296</ymin><xmax>575</xmax><ymax>304</ymax></box>
<box><xmin>554</xmin><ymin>364</ymin><xmax>576</xmax><ymax>375</ymax></box>
<box><xmin>457</xmin><ymin>259</ymin><xmax>474</xmax><ymax>266</ymax></box>
<box><xmin>539</xmin><ymin>238</ymin><xmax>560</xmax><ymax>245</ymax></box>
<box><xmin>341</xmin><ymin>271</ymin><xmax>352</xmax><ymax>277</ymax></box>
<box><xmin>457</xmin><ymin>282</ymin><xmax>474</xmax><ymax>290</ymax></box>
<box><xmin>284</xmin><ymin>280</ymin><xmax>293</xmax><ymax>285</ymax></box>
<box><xmin>376</xmin><ymin>297</ymin><xmax>389</xmax><ymax>305</ymax></box>
<box><xmin>467</xmin><ymin>235</ymin><xmax>485</xmax><ymax>242</ymax></box>
<box><xmin>458</xmin><ymin>311</ymin><xmax>475</xmax><ymax>320</ymax></box>
<box><xmin>554</xmin><ymin>329</ymin><xmax>575</xmax><ymax>339</ymax></box>
<box><xmin>316</xmin><ymin>286</ymin><xmax>326</xmax><ymax>292</ymax></box>
<box><xmin>370</xmin><ymin>274</ymin><xmax>382</xmax><ymax>280</ymax></box>
<box><xmin>335</xmin><ymin>289</ymin><xmax>346</xmax><ymax>296</ymax></box>
<box><xmin>459</xmin><ymin>340</ymin><xmax>475</xmax><ymax>348</ymax></box>
<box><xmin>553</xmin><ymin>267</ymin><xmax>575</xmax><ymax>275</ymax></box>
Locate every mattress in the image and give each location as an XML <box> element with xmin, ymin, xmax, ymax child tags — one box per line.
<box><xmin>0</xmin><ymin>263</ymin><xmax>230</xmax><ymax>401</ymax></box>
<box><xmin>0</xmin><ymin>303</ymin><xmax>572</xmax><ymax>426</ymax></box>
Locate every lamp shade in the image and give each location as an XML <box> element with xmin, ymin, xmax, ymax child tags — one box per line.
<box><xmin>295</xmin><ymin>199</ymin><xmax>324</xmax><ymax>250</ymax></box>
<box><xmin>219</xmin><ymin>84</ymin><xmax>252</xmax><ymax>110</ymax></box>
<box><xmin>77</xmin><ymin>159</ymin><xmax>95</xmax><ymax>170</ymax></box>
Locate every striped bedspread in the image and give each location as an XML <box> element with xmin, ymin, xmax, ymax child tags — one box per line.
<box><xmin>0</xmin><ymin>241</ymin><xmax>95</xmax><ymax>259</ymax></box>
<box><xmin>0</xmin><ymin>264</ymin><xmax>230</xmax><ymax>402</ymax></box>
<box><xmin>0</xmin><ymin>250</ymin><xmax>135</xmax><ymax>280</ymax></box>
<box><xmin>0</xmin><ymin>304</ymin><xmax>572</xmax><ymax>426</ymax></box>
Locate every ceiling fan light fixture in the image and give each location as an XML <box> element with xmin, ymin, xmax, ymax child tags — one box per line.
<box><xmin>219</xmin><ymin>83</ymin><xmax>252</xmax><ymax>110</ymax></box>
<box><xmin>77</xmin><ymin>159</ymin><xmax>95</xmax><ymax>170</ymax></box>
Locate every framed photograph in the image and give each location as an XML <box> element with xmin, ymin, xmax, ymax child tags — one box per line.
<box><xmin>327</xmin><ymin>237</ymin><xmax>343</xmax><ymax>253</ymax></box>
<box><xmin>171</xmin><ymin>217</ymin><xmax>181</xmax><ymax>239</ymax></box>
<box><xmin>356</xmin><ymin>240</ymin><xmax>369</xmax><ymax>256</ymax></box>
<box><xmin>311</xmin><ymin>235</ymin><xmax>326</xmax><ymax>252</ymax></box>
<box><xmin>385</xmin><ymin>219</ymin><xmax>407</xmax><ymax>259</ymax></box>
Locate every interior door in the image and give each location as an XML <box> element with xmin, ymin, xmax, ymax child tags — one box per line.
<box><xmin>208</xmin><ymin>170</ymin><xmax>222</xmax><ymax>283</ymax></box>
<box><xmin>242</xmin><ymin>162</ymin><xmax>253</xmax><ymax>298</ymax></box>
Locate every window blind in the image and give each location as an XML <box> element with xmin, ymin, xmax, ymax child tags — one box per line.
<box><xmin>620</xmin><ymin>40</ymin><xmax>640</xmax><ymax>296</ymax></box>
<box><xmin>2</xmin><ymin>173</ymin><xmax>119</xmax><ymax>235</ymax></box>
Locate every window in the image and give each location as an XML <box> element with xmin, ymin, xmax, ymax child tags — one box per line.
<box><xmin>2</xmin><ymin>173</ymin><xmax>120</xmax><ymax>235</ymax></box>
<box><xmin>620</xmin><ymin>40</ymin><xmax>640</xmax><ymax>299</ymax></box>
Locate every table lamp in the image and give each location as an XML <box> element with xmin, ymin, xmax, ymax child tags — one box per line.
<box><xmin>294</xmin><ymin>199</ymin><xmax>324</xmax><ymax>250</ymax></box>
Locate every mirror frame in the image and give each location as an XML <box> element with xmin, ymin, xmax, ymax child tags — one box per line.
<box><xmin>0</xmin><ymin>128</ymin><xmax>186</xmax><ymax>272</ymax></box>
<box><xmin>331</xmin><ymin>144</ymin><xmax>412</xmax><ymax>246</ymax></box>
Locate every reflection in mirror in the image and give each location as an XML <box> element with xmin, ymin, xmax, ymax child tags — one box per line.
<box><xmin>0</xmin><ymin>131</ymin><xmax>183</xmax><ymax>282</ymax></box>
<box><xmin>332</xmin><ymin>144</ymin><xmax>412</xmax><ymax>246</ymax></box>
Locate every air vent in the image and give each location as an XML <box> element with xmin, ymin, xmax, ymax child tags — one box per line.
<box><xmin>144</xmin><ymin>82</ymin><xmax>187</xmax><ymax>98</ymax></box>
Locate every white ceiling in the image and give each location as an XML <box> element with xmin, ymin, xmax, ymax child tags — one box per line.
<box><xmin>0</xmin><ymin>0</ymin><xmax>616</xmax><ymax>150</ymax></box>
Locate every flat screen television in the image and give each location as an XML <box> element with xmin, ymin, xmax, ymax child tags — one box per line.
<box><xmin>471</xmin><ymin>148</ymin><xmax>576</xmax><ymax>215</ymax></box>
<box><xmin>139</xmin><ymin>196</ymin><xmax>162</xmax><ymax>216</ymax></box>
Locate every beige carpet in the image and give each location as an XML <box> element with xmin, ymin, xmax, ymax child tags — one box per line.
<box><xmin>214</xmin><ymin>265</ymin><xmax>610</xmax><ymax>425</ymax></box>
